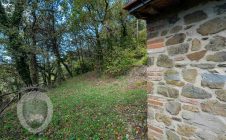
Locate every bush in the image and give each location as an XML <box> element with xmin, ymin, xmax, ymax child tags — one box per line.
<box><xmin>104</xmin><ymin>47</ymin><xmax>135</xmax><ymax>76</ymax></box>
<box><xmin>73</xmin><ymin>60</ymin><xmax>93</xmax><ymax>75</ymax></box>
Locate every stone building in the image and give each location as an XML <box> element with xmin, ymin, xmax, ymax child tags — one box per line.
<box><xmin>124</xmin><ymin>0</ymin><xmax>226</xmax><ymax>139</ymax></box>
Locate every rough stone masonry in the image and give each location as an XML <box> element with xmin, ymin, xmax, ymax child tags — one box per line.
<box><xmin>145</xmin><ymin>1</ymin><xmax>226</xmax><ymax>140</ymax></box>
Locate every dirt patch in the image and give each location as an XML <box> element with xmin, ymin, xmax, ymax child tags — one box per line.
<box><xmin>78</xmin><ymin>72</ymin><xmax>117</xmax><ymax>86</ymax></box>
<box><xmin>127</xmin><ymin>66</ymin><xmax>147</xmax><ymax>91</ymax></box>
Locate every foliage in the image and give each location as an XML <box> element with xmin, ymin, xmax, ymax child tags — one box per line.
<box><xmin>0</xmin><ymin>64</ymin><xmax>22</xmax><ymax>93</ymax></box>
<box><xmin>0</xmin><ymin>0</ymin><xmax>147</xmax><ymax>91</ymax></box>
<box><xmin>73</xmin><ymin>59</ymin><xmax>94</xmax><ymax>75</ymax></box>
<box><xmin>104</xmin><ymin>47</ymin><xmax>135</xmax><ymax>76</ymax></box>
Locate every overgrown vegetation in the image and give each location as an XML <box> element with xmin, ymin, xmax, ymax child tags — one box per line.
<box><xmin>0</xmin><ymin>0</ymin><xmax>146</xmax><ymax>93</ymax></box>
<box><xmin>0</xmin><ymin>73</ymin><xmax>147</xmax><ymax>139</ymax></box>
<box><xmin>0</xmin><ymin>0</ymin><xmax>147</xmax><ymax>138</ymax></box>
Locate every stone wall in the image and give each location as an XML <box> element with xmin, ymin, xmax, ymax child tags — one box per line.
<box><xmin>146</xmin><ymin>1</ymin><xmax>226</xmax><ymax>140</ymax></box>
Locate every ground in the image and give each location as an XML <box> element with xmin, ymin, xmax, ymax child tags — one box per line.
<box><xmin>0</xmin><ymin>71</ymin><xmax>147</xmax><ymax>140</ymax></box>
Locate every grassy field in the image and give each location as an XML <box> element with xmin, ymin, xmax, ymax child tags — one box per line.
<box><xmin>0</xmin><ymin>73</ymin><xmax>147</xmax><ymax>140</ymax></box>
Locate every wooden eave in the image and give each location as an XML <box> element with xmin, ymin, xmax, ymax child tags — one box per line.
<box><xmin>123</xmin><ymin>0</ymin><xmax>216</xmax><ymax>19</ymax></box>
<box><xmin>123</xmin><ymin>0</ymin><xmax>141</xmax><ymax>10</ymax></box>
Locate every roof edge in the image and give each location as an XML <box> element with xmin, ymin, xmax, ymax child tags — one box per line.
<box><xmin>123</xmin><ymin>0</ymin><xmax>140</xmax><ymax>10</ymax></box>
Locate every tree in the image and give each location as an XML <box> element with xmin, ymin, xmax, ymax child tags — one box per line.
<box><xmin>0</xmin><ymin>0</ymin><xmax>32</xmax><ymax>85</ymax></box>
<box><xmin>71</xmin><ymin>0</ymin><xmax>112</xmax><ymax>75</ymax></box>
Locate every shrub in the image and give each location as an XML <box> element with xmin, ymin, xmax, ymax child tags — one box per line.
<box><xmin>73</xmin><ymin>60</ymin><xmax>93</xmax><ymax>75</ymax></box>
<box><xmin>104</xmin><ymin>47</ymin><xmax>135</xmax><ymax>76</ymax></box>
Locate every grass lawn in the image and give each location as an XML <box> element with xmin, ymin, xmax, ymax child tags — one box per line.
<box><xmin>0</xmin><ymin>73</ymin><xmax>147</xmax><ymax>140</ymax></box>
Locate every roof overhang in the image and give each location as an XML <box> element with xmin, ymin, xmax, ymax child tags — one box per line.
<box><xmin>123</xmin><ymin>0</ymin><xmax>215</xmax><ymax>19</ymax></box>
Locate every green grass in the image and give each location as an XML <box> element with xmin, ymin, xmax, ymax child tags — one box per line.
<box><xmin>0</xmin><ymin>73</ymin><xmax>147</xmax><ymax>140</ymax></box>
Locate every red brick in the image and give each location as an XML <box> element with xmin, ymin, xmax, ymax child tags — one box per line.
<box><xmin>147</xmin><ymin>43</ymin><xmax>164</xmax><ymax>49</ymax></box>
<box><xmin>148</xmin><ymin>99</ymin><xmax>163</xmax><ymax>106</ymax></box>
<box><xmin>147</xmin><ymin>38</ymin><xmax>164</xmax><ymax>44</ymax></box>
<box><xmin>149</xmin><ymin>96</ymin><xmax>165</xmax><ymax>102</ymax></box>
<box><xmin>180</xmin><ymin>97</ymin><xmax>200</xmax><ymax>105</ymax></box>
<box><xmin>147</xmin><ymin>38</ymin><xmax>165</xmax><ymax>49</ymax></box>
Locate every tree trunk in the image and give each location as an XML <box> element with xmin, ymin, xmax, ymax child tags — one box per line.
<box><xmin>29</xmin><ymin>54</ymin><xmax>38</xmax><ymax>85</ymax></box>
<box><xmin>52</xmin><ymin>41</ymin><xmax>65</xmax><ymax>82</ymax></box>
<box><xmin>46</xmin><ymin>54</ymin><xmax>52</xmax><ymax>85</ymax></box>
<box><xmin>14</xmin><ymin>53</ymin><xmax>32</xmax><ymax>86</ymax></box>
<box><xmin>29</xmin><ymin>35</ymin><xmax>39</xmax><ymax>85</ymax></box>
<box><xmin>9</xmin><ymin>34</ymin><xmax>32</xmax><ymax>86</ymax></box>
<box><xmin>29</xmin><ymin>9</ymin><xmax>39</xmax><ymax>85</ymax></box>
<box><xmin>95</xmin><ymin>31</ymin><xmax>104</xmax><ymax>76</ymax></box>
<box><xmin>50</xmin><ymin>9</ymin><xmax>72</xmax><ymax>80</ymax></box>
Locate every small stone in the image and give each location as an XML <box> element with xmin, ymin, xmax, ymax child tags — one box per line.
<box><xmin>182</xmin><ymin>69</ymin><xmax>197</xmax><ymax>83</ymax></box>
<box><xmin>147</xmin><ymin>81</ymin><xmax>153</xmax><ymax>94</ymax></box>
<box><xmin>208</xmin><ymin>70</ymin><xmax>219</xmax><ymax>74</ymax></box>
<box><xmin>172</xmin><ymin>117</ymin><xmax>182</xmax><ymax>122</ymax></box>
<box><xmin>157</xmin><ymin>54</ymin><xmax>174</xmax><ymax>68</ymax></box>
<box><xmin>182</xmin><ymin>105</ymin><xmax>199</xmax><ymax>112</ymax></box>
<box><xmin>166</xmin><ymin>130</ymin><xmax>180</xmax><ymax>140</ymax></box>
<box><xmin>201</xmin><ymin>73</ymin><xmax>226</xmax><ymax>89</ymax></box>
<box><xmin>197</xmin><ymin>17</ymin><xmax>226</xmax><ymax>36</ymax></box>
<box><xmin>177</xmin><ymin>124</ymin><xmax>196</xmax><ymax>137</ymax></box>
<box><xmin>170</xmin><ymin>26</ymin><xmax>183</xmax><ymax>34</ymax></box>
<box><xmin>164</xmin><ymin>70</ymin><xmax>185</xmax><ymax>87</ymax></box>
<box><xmin>205</xmin><ymin>36</ymin><xmax>226</xmax><ymax>51</ymax></box>
<box><xmin>167</xmin><ymin>43</ymin><xmax>189</xmax><ymax>56</ymax></box>
<box><xmin>196</xmin><ymin>130</ymin><xmax>218</xmax><ymax>140</ymax></box>
<box><xmin>166</xmin><ymin>35</ymin><xmax>173</xmax><ymax>39</ymax></box>
<box><xmin>174</xmin><ymin>56</ymin><xmax>185</xmax><ymax>61</ymax></box>
<box><xmin>190</xmin><ymin>63</ymin><xmax>216</xmax><ymax>69</ymax></box>
<box><xmin>157</xmin><ymin>86</ymin><xmax>179</xmax><ymax>98</ymax></box>
<box><xmin>202</xmin><ymin>37</ymin><xmax>209</xmax><ymax>40</ymax></box>
<box><xmin>191</xmin><ymin>39</ymin><xmax>201</xmax><ymax>51</ymax></box>
<box><xmin>182</xmin><ymin>111</ymin><xmax>226</xmax><ymax>134</ymax></box>
<box><xmin>184</xmin><ymin>11</ymin><xmax>207</xmax><ymax>25</ymax></box>
<box><xmin>161</xmin><ymin>30</ymin><xmax>168</xmax><ymax>36</ymax></box>
<box><xmin>206</xmin><ymin>52</ymin><xmax>226</xmax><ymax>62</ymax></box>
<box><xmin>148</xmin><ymin>57</ymin><xmax>154</xmax><ymax>66</ymax></box>
<box><xmin>181</xmin><ymin>137</ymin><xmax>188</xmax><ymax>140</ymax></box>
<box><xmin>187</xmin><ymin>50</ymin><xmax>207</xmax><ymax>61</ymax></box>
<box><xmin>218</xmin><ymin>64</ymin><xmax>226</xmax><ymax>67</ymax></box>
<box><xmin>158</xmin><ymin>82</ymin><xmax>165</xmax><ymax>85</ymax></box>
<box><xmin>155</xmin><ymin>113</ymin><xmax>172</xmax><ymax>126</ymax></box>
<box><xmin>147</xmin><ymin>107</ymin><xmax>155</xmax><ymax>120</ymax></box>
<box><xmin>187</xmin><ymin>38</ymin><xmax>192</xmax><ymax>42</ymax></box>
<box><xmin>201</xmin><ymin>100</ymin><xmax>226</xmax><ymax>117</ymax></box>
<box><xmin>184</xmin><ymin>25</ymin><xmax>193</xmax><ymax>30</ymax></box>
<box><xmin>148</xmin><ymin>31</ymin><xmax>159</xmax><ymax>39</ymax></box>
<box><xmin>166</xmin><ymin>101</ymin><xmax>181</xmax><ymax>115</ymax></box>
<box><xmin>182</xmin><ymin>84</ymin><xmax>212</xmax><ymax>99</ymax></box>
<box><xmin>175</xmin><ymin>63</ymin><xmax>187</xmax><ymax>68</ymax></box>
<box><xmin>216</xmin><ymin>90</ymin><xmax>226</xmax><ymax>102</ymax></box>
<box><xmin>166</xmin><ymin>33</ymin><xmax>186</xmax><ymax>46</ymax></box>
